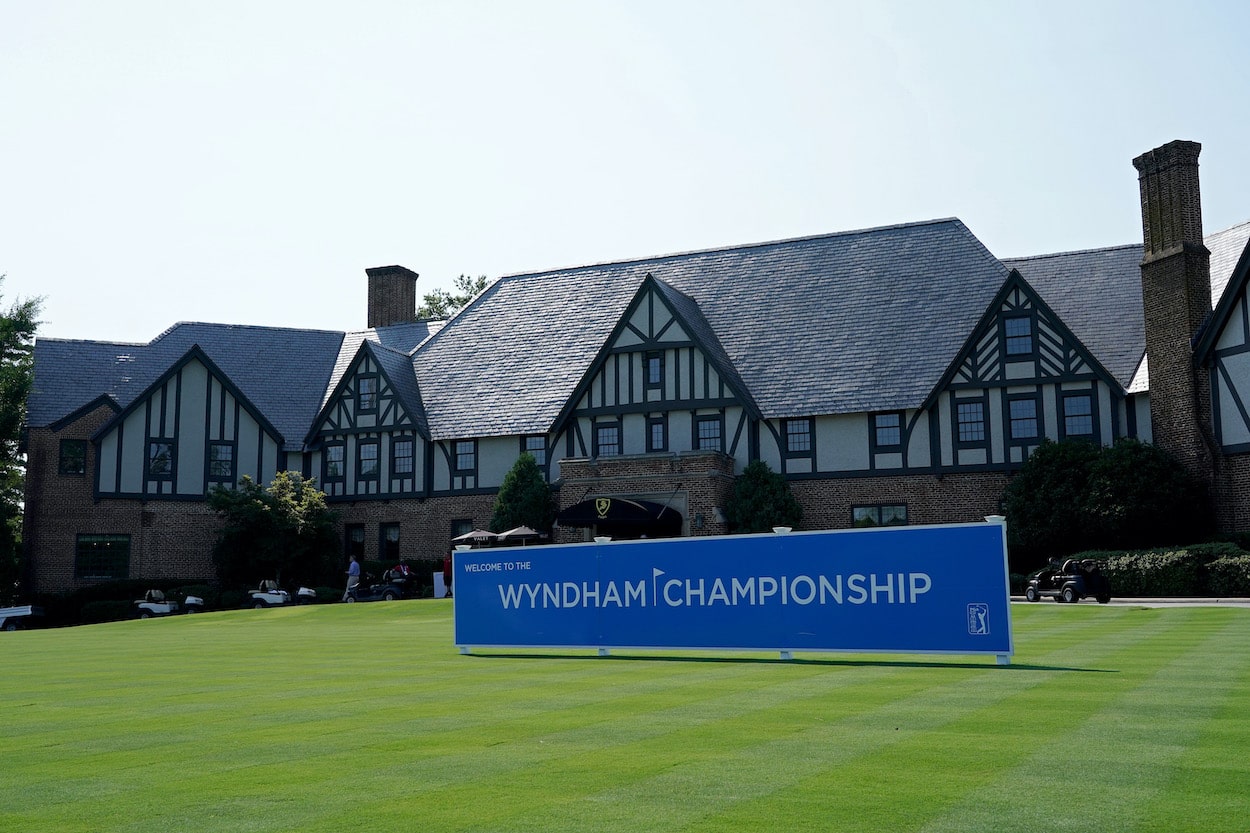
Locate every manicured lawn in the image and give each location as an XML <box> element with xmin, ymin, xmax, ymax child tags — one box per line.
<box><xmin>1</xmin><ymin>601</ymin><xmax>1247</xmax><ymax>832</ymax></box>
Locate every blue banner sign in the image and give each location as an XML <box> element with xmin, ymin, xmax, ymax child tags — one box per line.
<box><xmin>453</xmin><ymin>522</ymin><xmax>1012</xmax><ymax>661</ymax></box>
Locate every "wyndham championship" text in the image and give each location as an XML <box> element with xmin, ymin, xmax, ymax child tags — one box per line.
<box><xmin>496</xmin><ymin>570</ymin><xmax>932</xmax><ymax>610</ymax></box>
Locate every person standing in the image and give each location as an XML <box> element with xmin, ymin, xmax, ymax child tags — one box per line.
<box><xmin>443</xmin><ymin>552</ymin><xmax>453</xmax><ymax>598</ymax></box>
<box><xmin>343</xmin><ymin>554</ymin><xmax>361</xmax><ymax>601</ymax></box>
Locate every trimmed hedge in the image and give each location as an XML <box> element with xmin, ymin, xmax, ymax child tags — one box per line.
<box><xmin>1071</xmin><ymin>542</ymin><xmax>1246</xmax><ymax>597</ymax></box>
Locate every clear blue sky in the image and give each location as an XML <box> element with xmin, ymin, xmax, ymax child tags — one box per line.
<box><xmin>4</xmin><ymin>0</ymin><xmax>1249</xmax><ymax>342</ymax></box>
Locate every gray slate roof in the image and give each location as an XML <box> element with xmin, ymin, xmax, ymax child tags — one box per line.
<box><xmin>29</xmin><ymin>320</ymin><xmax>436</xmax><ymax>448</ymax></box>
<box><xmin>412</xmin><ymin>219</ymin><xmax>1009</xmax><ymax>438</ymax></box>
<box><xmin>31</xmin><ymin>219</ymin><xmax>1250</xmax><ymax>447</ymax></box>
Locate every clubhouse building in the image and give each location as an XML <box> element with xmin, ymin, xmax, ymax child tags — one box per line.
<box><xmin>22</xmin><ymin>140</ymin><xmax>1250</xmax><ymax>592</ymax></box>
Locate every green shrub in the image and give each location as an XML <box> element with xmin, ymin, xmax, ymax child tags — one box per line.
<box><xmin>1090</xmin><ymin>542</ymin><xmax>1244</xmax><ymax>596</ymax></box>
<box><xmin>1207</xmin><ymin>556</ymin><xmax>1250</xmax><ymax>596</ymax></box>
<box><xmin>80</xmin><ymin>599</ymin><xmax>133</xmax><ymax>624</ymax></box>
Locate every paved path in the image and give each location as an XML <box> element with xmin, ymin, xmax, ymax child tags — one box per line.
<box><xmin>1012</xmin><ymin>596</ymin><xmax>1250</xmax><ymax>607</ymax></box>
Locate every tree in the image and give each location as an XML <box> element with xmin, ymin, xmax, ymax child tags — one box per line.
<box><xmin>1000</xmin><ymin>438</ymin><xmax>1101</xmax><ymax>564</ymax></box>
<box><xmin>1084</xmin><ymin>437</ymin><xmax>1210</xmax><ymax>550</ymax></box>
<box><xmin>415</xmin><ymin>274</ymin><xmax>492</xmax><ymax>319</ymax></box>
<box><xmin>0</xmin><ymin>277</ymin><xmax>41</xmax><ymax>605</ymax></box>
<box><xmin>723</xmin><ymin>460</ymin><xmax>803</xmax><ymax>533</ymax></box>
<box><xmin>207</xmin><ymin>472</ymin><xmax>340</xmax><ymax>588</ymax></box>
<box><xmin>1001</xmin><ymin>437</ymin><xmax>1209</xmax><ymax>568</ymax></box>
<box><xmin>491</xmin><ymin>453</ymin><xmax>555</xmax><ymax>533</ymax></box>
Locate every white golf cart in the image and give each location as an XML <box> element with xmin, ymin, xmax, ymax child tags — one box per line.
<box><xmin>133</xmin><ymin>589</ymin><xmax>205</xmax><ymax>619</ymax></box>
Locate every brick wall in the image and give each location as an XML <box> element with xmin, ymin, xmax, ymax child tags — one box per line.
<box><xmin>790</xmin><ymin>471</ymin><xmax>1011</xmax><ymax>530</ymax></box>
<box><xmin>24</xmin><ymin>409</ymin><xmax>223</xmax><ymax>592</ymax></box>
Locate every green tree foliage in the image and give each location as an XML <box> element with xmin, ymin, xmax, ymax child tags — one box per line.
<box><xmin>0</xmin><ymin>277</ymin><xmax>41</xmax><ymax>605</ymax></box>
<box><xmin>1002</xmin><ymin>438</ymin><xmax>1209</xmax><ymax>566</ymax></box>
<box><xmin>491</xmin><ymin>453</ymin><xmax>555</xmax><ymax>533</ymax></box>
<box><xmin>415</xmin><ymin>274</ymin><xmax>492</xmax><ymax>320</ymax></box>
<box><xmin>723</xmin><ymin>460</ymin><xmax>802</xmax><ymax>533</ymax></box>
<box><xmin>207</xmin><ymin>472</ymin><xmax>340</xmax><ymax>588</ymax></box>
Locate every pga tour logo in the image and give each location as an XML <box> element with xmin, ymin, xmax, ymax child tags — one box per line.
<box><xmin>967</xmin><ymin>603</ymin><xmax>990</xmax><ymax>635</ymax></box>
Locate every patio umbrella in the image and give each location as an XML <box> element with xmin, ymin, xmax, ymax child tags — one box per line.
<box><xmin>451</xmin><ymin>529</ymin><xmax>497</xmax><ymax>546</ymax></box>
<box><xmin>495</xmin><ymin>525</ymin><xmax>542</xmax><ymax>545</ymax></box>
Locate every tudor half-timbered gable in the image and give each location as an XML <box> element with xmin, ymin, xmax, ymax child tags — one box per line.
<box><xmin>95</xmin><ymin>347</ymin><xmax>284</xmax><ymax>498</ymax></box>
<box><xmin>926</xmin><ymin>271</ymin><xmax>1127</xmax><ymax>470</ymax></box>
<box><xmin>308</xmin><ymin>342</ymin><xmax>427</xmax><ymax>499</ymax></box>
<box><xmin>560</xmin><ymin>276</ymin><xmax>755</xmax><ymax>467</ymax></box>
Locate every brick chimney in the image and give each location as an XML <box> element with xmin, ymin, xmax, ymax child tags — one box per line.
<box><xmin>1132</xmin><ymin>139</ymin><xmax>1213</xmax><ymax>482</ymax></box>
<box><xmin>365</xmin><ymin>265</ymin><xmax>418</xmax><ymax>328</ymax></box>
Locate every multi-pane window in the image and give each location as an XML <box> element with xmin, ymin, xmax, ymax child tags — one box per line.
<box><xmin>208</xmin><ymin>442</ymin><xmax>235</xmax><ymax>482</ymax></box>
<box><xmin>1004</xmin><ymin>316</ymin><xmax>1034</xmax><ymax>356</ymax></box>
<box><xmin>648</xmin><ymin>416</ymin><xmax>667</xmax><ymax>452</ymax></box>
<box><xmin>345</xmin><ymin>524</ymin><xmax>365</xmax><ymax>559</ymax></box>
<box><xmin>358</xmin><ymin>440</ymin><xmax>380</xmax><ymax>479</ymax></box>
<box><xmin>357</xmin><ymin>376</ymin><xmax>378</xmax><ymax>412</ymax></box>
<box><xmin>645</xmin><ymin>352</ymin><xmax>663</xmax><ymax>389</ymax></box>
<box><xmin>59</xmin><ymin>439</ymin><xmax>87</xmax><ymax>475</ymax></box>
<box><xmin>392</xmin><ymin>438</ymin><xmax>414</xmax><ymax>476</ymax></box>
<box><xmin>695</xmin><ymin>416</ymin><xmax>723</xmax><ymax>451</ymax></box>
<box><xmin>874</xmin><ymin>413</ymin><xmax>902</xmax><ymax>448</ymax></box>
<box><xmin>1008</xmin><ymin>398</ymin><xmax>1039</xmax><ymax>440</ymax></box>
<box><xmin>524</xmin><ymin>435</ymin><xmax>547</xmax><ymax>467</ymax></box>
<box><xmin>148</xmin><ymin>441</ymin><xmax>174</xmax><ymax>478</ymax></box>
<box><xmin>75</xmin><ymin>534</ymin><xmax>131</xmax><ymax>580</ymax></box>
<box><xmin>852</xmin><ymin>505</ymin><xmax>908</xmax><ymax>527</ymax></box>
<box><xmin>450</xmin><ymin>519</ymin><xmax>473</xmax><ymax>540</ymax></box>
<box><xmin>595</xmin><ymin>424</ymin><xmax>621</xmax><ymax>457</ymax></box>
<box><xmin>956</xmin><ymin>401</ymin><xmax>986</xmax><ymax>443</ymax></box>
<box><xmin>1064</xmin><ymin>394</ymin><xmax>1094</xmax><ymax>437</ymax></box>
<box><xmin>786</xmin><ymin>419</ymin><xmax>812</xmax><ymax>453</ymax></box>
<box><xmin>380</xmin><ymin>523</ymin><xmax>400</xmax><ymax>562</ymax></box>
<box><xmin>454</xmin><ymin>440</ymin><xmax>476</xmax><ymax>474</ymax></box>
<box><xmin>324</xmin><ymin>443</ymin><xmax>345</xmax><ymax>481</ymax></box>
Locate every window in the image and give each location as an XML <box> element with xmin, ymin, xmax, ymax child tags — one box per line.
<box><xmin>594</xmin><ymin>423</ymin><xmax>621</xmax><ymax>457</ymax></box>
<box><xmin>148</xmin><ymin>441</ymin><xmax>174</xmax><ymax>478</ymax></box>
<box><xmin>785</xmin><ymin>419</ymin><xmax>812</xmax><ymax>453</ymax></box>
<box><xmin>523</xmin><ymin>435</ymin><xmax>547</xmax><ymax>467</ymax></box>
<box><xmin>450</xmin><ymin>518</ymin><xmax>473</xmax><ymax>540</ymax></box>
<box><xmin>1063</xmin><ymin>394</ymin><xmax>1094</xmax><ymax>437</ymax></box>
<box><xmin>1008</xmin><ymin>398</ymin><xmax>1039</xmax><ymax>440</ymax></box>
<box><xmin>357</xmin><ymin>375</ymin><xmax>378</xmax><ymax>412</ymax></box>
<box><xmin>454</xmin><ymin>440</ymin><xmax>476</xmax><ymax>474</ymax></box>
<box><xmin>392</xmin><ymin>438</ymin><xmax>414</xmax><ymax>476</ymax></box>
<box><xmin>873</xmin><ymin>413</ymin><xmax>902</xmax><ymax>449</ymax></box>
<box><xmin>645</xmin><ymin>351</ymin><xmax>663</xmax><ymax>389</ymax></box>
<box><xmin>695</xmin><ymin>416</ymin><xmax>723</xmax><ymax>451</ymax></box>
<box><xmin>75</xmin><ymin>534</ymin><xmax>130</xmax><ymax>580</ymax></box>
<box><xmin>852</xmin><ymin>505</ymin><xmax>908</xmax><ymax>527</ymax></box>
<box><xmin>345</xmin><ymin>524</ymin><xmax>365</xmax><ymax>560</ymax></box>
<box><xmin>358</xmin><ymin>440</ymin><xmax>380</xmax><ymax>479</ymax></box>
<box><xmin>208</xmin><ymin>442</ymin><xmax>235</xmax><ymax>482</ymax></box>
<box><xmin>1004</xmin><ymin>316</ymin><xmax>1034</xmax><ymax>356</ymax></box>
<box><xmin>956</xmin><ymin>401</ymin><xmax>986</xmax><ymax>444</ymax></box>
<box><xmin>324</xmin><ymin>443</ymin><xmax>345</xmax><ymax>481</ymax></box>
<box><xmin>647</xmin><ymin>416</ymin><xmax>667</xmax><ymax>452</ymax></box>
<box><xmin>59</xmin><ymin>439</ymin><xmax>87</xmax><ymax>475</ymax></box>
<box><xmin>380</xmin><ymin>523</ymin><xmax>400</xmax><ymax>562</ymax></box>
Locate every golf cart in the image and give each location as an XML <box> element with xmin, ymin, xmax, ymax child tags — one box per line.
<box><xmin>1025</xmin><ymin>558</ymin><xmax>1112</xmax><ymax>604</ymax></box>
<box><xmin>248</xmin><ymin>580</ymin><xmax>317</xmax><ymax>609</ymax></box>
<box><xmin>346</xmin><ymin>564</ymin><xmax>415</xmax><ymax>603</ymax></box>
<box><xmin>1</xmin><ymin>605</ymin><xmax>44</xmax><ymax>631</ymax></box>
<box><xmin>134</xmin><ymin>589</ymin><xmax>205</xmax><ymax>618</ymax></box>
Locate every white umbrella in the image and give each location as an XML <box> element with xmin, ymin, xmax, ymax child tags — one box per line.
<box><xmin>451</xmin><ymin>529</ymin><xmax>497</xmax><ymax>546</ymax></box>
<box><xmin>495</xmin><ymin>525</ymin><xmax>542</xmax><ymax>545</ymax></box>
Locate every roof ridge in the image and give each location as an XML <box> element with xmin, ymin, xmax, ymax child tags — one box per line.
<box><xmin>495</xmin><ymin>218</ymin><xmax>966</xmax><ymax>282</ymax></box>
<box><xmin>150</xmin><ymin>320</ymin><xmax>346</xmax><ymax>344</ymax></box>
<box><xmin>1004</xmin><ymin>242</ymin><xmax>1141</xmax><ymax>262</ymax></box>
